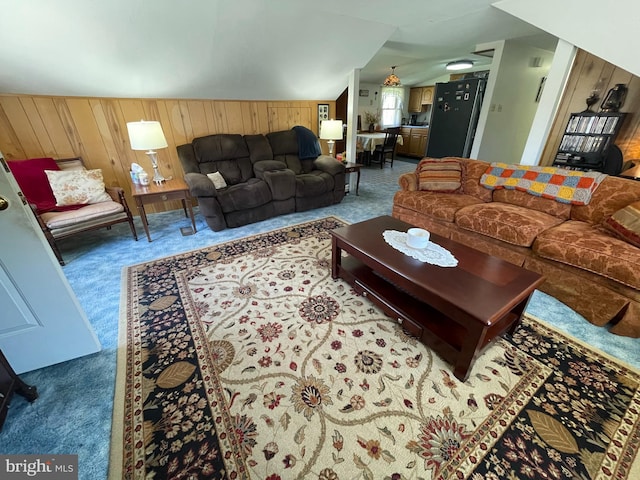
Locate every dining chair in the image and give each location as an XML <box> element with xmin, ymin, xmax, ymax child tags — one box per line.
<box><xmin>371</xmin><ymin>127</ymin><xmax>401</xmax><ymax>168</ymax></box>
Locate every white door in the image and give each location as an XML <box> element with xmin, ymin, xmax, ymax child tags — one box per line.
<box><xmin>0</xmin><ymin>154</ymin><xmax>100</xmax><ymax>374</ymax></box>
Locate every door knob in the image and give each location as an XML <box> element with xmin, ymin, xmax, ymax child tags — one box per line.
<box><xmin>0</xmin><ymin>196</ymin><xmax>8</xmax><ymax>211</ymax></box>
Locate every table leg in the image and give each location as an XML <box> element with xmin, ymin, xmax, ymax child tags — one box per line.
<box><xmin>355</xmin><ymin>168</ymin><xmax>361</xmax><ymax>196</ymax></box>
<box><xmin>507</xmin><ymin>296</ymin><xmax>531</xmax><ymax>335</ymax></box>
<box><xmin>451</xmin><ymin>321</ymin><xmax>489</xmax><ymax>382</ymax></box>
<box><xmin>182</xmin><ymin>197</ymin><xmax>197</xmax><ymax>233</ymax></box>
<box><xmin>331</xmin><ymin>237</ymin><xmax>341</xmax><ymax>279</ymax></box>
<box><xmin>136</xmin><ymin>199</ymin><xmax>152</xmax><ymax>242</ymax></box>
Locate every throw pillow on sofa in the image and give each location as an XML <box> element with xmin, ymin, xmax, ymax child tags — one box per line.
<box><xmin>45</xmin><ymin>169</ymin><xmax>112</xmax><ymax>206</ymax></box>
<box><xmin>604</xmin><ymin>200</ymin><xmax>640</xmax><ymax>247</ymax></box>
<box><xmin>207</xmin><ymin>171</ymin><xmax>228</xmax><ymax>189</ymax></box>
<box><xmin>417</xmin><ymin>159</ymin><xmax>462</xmax><ymax>192</ymax></box>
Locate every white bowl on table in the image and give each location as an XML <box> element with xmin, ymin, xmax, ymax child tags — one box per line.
<box><xmin>406</xmin><ymin>228</ymin><xmax>430</xmax><ymax>249</ymax></box>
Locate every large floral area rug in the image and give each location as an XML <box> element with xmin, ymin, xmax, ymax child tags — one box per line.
<box><xmin>111</xmin><ymin>217</ymin><xmax>640</xmax><ymax>480</ymax></box>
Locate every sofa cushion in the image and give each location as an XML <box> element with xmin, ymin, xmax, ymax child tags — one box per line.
<box><xmin>267</xmin><ymin>130</ymin><xmax>305</xmax><ymax>174</ymax></box>
<box><xmin>393</xmin><ymin>190</ymin><xmax>485</xmax><ymax>223</ymax></box>
<box><xmin>216</xmin><ymin>178</ymin><xmax>272</xmax><ymax>213</ymax></box>
<box><xmin>45</xmin><ymin>168</ymin><xmax>112</xmax><ymax>206</ymax></box>
<box><xmin>493</xmin><ymin>189</ymin><xmax>571</xmax><ymax>220</ymax></box>
<box><xmin>460</xmin><ymin>158</ymin><xmax>493</xmax><ymax>202</ymax></box>
<box><xmin>192</xmin><ymin>134</ymin><xmax>253</xmax><ymax>184</ymax></box>
<box><xmin>571</xmin><ymin>174</ymin><xmax>640</xmax><ymax>224</ymax></box>
<box><xmin>7</xmin><ymin>157</ymin><xmax>61</xmax><ymax>212</ymax></box>
<box><xmin>295</xmin><ymin>172</ymin><xmax>334</xmax><ymax>198</ymax></box>
<box><xmin>245</xmin><ymin>134</ymin><xmax>273</xmax><ymax>163</ymax></box>
<box><xmin>534</xmin><ymin>220</ymin><xmax>640</xmax><ymax>290</ymax></box>
<box><xmin>455</xmin><ymin>202</ymin><xmax>565</xmax><ymax>247</ymax></box>
<box><xmin>41</xmin><ymin>201</ymin><xmax>124</xmax><ymax>229</ymax></box>
<box><xmin>603</xmin><ymin>201</ymin><xmax>640</xmax><ymax>247</ymax></box>
<box><xmin>417</xmin><ymin>158</ymin><xmax>462</xmax><ymax>192</ymax></box>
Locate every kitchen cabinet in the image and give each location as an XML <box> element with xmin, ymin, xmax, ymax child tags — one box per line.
<box><xmin>397</xmin><ymin>127</ymin><xmax>429</xmax><ymax>157</ymax></box>
<box><xmin>408</xmin><ymin>86</ymin><xmax>435</xmax><ymax>112</ymax></box>
<box><xmin>408</xmin><ymin>88</ymin><xmax>422</xmax><ymax>112</ymax></box>
<box><xmin>397</xmin><ymin>127</ymin><xmax>411</xmax><ymax>155</ymax></box>
<box><xmin>409</xmin><ymin>129</ymin><xmax>429</xmax><ymax>157</ymax></box>
<box><xmin>421</xmin><ymin>86</ymin><xmax>434</xmax><ymax>105</ymax></box>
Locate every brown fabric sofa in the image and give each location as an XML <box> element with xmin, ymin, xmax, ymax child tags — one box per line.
<box><xmin>177</xmin><ymin>129</ymin><xmax>346</xmax><ymax>231</ymax></box>
<box><xmin>392</xmin><ymin>157</ymin><xmax>640</xmax><ymax>337</ymax></box>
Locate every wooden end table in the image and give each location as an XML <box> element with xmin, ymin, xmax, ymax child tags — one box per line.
<box><xmin>331</xmin><ymin>216</ymin><xmax>544</xmax><ymax>381</ymax></box>
<box><xmin>344</xmin><ymin>162</ymin><xmax>363</xmax><ymax>196</ymax></box>
<box><xmin>131</xmin><ymin>178</ymin><xmax>197</xmax><ymax>242</ymax></box>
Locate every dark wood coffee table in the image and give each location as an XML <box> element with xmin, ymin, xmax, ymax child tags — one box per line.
<box><xmin>331</xmin><ymin>216</ymin><xmax>544</xmax><ymax>381</ymax></box>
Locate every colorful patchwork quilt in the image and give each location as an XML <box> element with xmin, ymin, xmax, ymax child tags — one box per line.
<box><xmin>480</xmin><ymin>162</ymin><xmax>607</xmax><ymax>205</ymax></box>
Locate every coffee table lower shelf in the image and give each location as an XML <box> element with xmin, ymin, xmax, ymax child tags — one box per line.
<box><xmin>336</xmin><ymin>256</ymin><xmax>521</xmax><ymax>381</ymax></box>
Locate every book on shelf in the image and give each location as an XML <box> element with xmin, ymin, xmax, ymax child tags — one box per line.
<box><xmin>593</xmin><ymin>116</ymin><xmax>607</xmax><ymax>134</ymax></box>
<box><xmin>603</xmin><ymin>116</ymin><xmax>619</xmax><ymax>134</ymax></box>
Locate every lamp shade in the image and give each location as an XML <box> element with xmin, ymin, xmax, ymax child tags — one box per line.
<box><xmin>383</xmin><ymin>66</ymin><xmax>401</xmax><ymax>86</ymax></box>
<box><xmin>446</xmin><ymin>60</ymin><xmax>474</xmax><ymax>71</ymax></box>
<box><xmin>320</xmin><ymin>120</ymin><xmax>343</xmax><ymax>140</ymax></box>
<box><xmin>127</xmin><ymin>120</ymin><xmax>168</xmax><ymax>150</ymax></box>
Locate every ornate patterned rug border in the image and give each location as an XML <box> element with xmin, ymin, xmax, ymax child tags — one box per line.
<box><xmin>111</xmin><ymin>216</ymin><xmax>640</xmax><ymax>479</ymax></box>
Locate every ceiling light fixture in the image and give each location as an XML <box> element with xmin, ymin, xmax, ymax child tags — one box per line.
<box><xmin>446</xmin><ymin>60</ymin><xmax>474</xmax><ymax>71</ymax></box>
<box><xmin>383</xmin><ymin>66</ymin><xmax>401</xmax><ymax>86</ymax></box>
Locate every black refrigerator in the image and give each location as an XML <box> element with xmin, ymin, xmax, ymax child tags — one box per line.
<box><xmin>425</xmin><ymin>77</ymin><xmax>486</xmax><ymax>158</ymax></box>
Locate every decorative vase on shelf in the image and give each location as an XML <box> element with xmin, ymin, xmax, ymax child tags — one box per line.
<box><xmin>583</xmin><ymin>91</ymin><xmax>600</xmax><ymax>112</ymax></box>
<box><xmin>368</xmin><ymin>123</ymin><xmax>375</xmax><ymax>133</ymax></box>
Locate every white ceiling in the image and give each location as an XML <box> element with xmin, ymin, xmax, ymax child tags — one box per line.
<box><xmin>0</xmin><ymin>0</ymin><xmax>558</xmax><ymax>101</ymax></box>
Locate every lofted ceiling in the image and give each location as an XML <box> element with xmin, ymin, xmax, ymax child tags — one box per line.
<box><xmin>0</xmin><ymin>0</ymin><xmax>557</xmax><ymax>101</ymax></box>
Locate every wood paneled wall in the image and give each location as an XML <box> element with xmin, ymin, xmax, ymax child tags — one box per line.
<box><xmin>540</xmin><ymin>49</ymin><xmax>640</xmax><ymax>166</ymax></box>
<box><xmin>0</xmin><ymin>96</ymin><xmax>335</xmax><ymax>213</ymax></box>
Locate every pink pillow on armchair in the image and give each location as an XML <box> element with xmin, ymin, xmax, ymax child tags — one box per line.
<box><xmin>7</xmin><ymin>158</ymin><xmax>61</xmax><ymax>212</ymax></box>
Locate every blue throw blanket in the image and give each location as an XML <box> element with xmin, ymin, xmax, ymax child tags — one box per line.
<box><xmin>292</xmin><ymin>126</ymin><xmax>321</xmax><ymax>159</ymax></box>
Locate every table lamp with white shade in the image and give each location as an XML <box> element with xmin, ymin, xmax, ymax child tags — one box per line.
<box><xmin>320</xmin><ymin>119</ymin><xmax>343</xmax><ymax>157</ymax></box>
<box><xmin>127</xmin><ymin>120</ymin><xmax>169</xmax><ymax>184</ymax></box>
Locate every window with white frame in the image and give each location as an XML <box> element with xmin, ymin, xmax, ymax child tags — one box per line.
<box><xmin>380</xmin><ymin>86</ymin><xmax>404</xmax><ymax>128</ymax></box>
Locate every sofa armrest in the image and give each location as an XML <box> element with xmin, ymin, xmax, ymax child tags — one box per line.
<box><xmin>398</xmin><ymin>172</ymin><xmax>418</xmax><ymax>191</ymax></box>
<box><xmin>253</xmin><ymin>160</ymin><xmax>288</xmax><ymax>180</ymax></box>
<box><xmin>185</xmin><ymin>172</ymin><xmax>218</xmax><ymax>197</ymax></box>
<box><xmin>313</xmin><ymin>155</ymin><xmax>345</xmax><ymax>176</ymax></box>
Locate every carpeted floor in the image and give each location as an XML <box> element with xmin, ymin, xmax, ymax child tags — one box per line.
<box><xmin>112</xmin><ymin>217</ymin><xmax>640</xmax><ymax>479</ymax></box>
<box><xmin>1</xmin><ymin>160</ymin><xmax>639</xmax><ymax>479</ymax></box>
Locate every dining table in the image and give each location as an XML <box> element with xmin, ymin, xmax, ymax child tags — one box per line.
<box><xmin>356</xmin><ymin>131</ymin><xmax>404</xmax><ymax>154</ymax></box>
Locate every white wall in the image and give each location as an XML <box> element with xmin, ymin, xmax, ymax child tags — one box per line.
<box><xmin>357</xmin><ymin>82</ymin><xmax>383</xmax><ymax>127</ymax></box>
<box><xmin>520</xmin><ymin>40</ymin><xmax>576</xmax><ymax>165</ymax></box>
<box><xmin>475</xmin><ymin>40</ymin><xmax>554</xmax><ymax>163</ymax></box>
<box><xmin>495</xmin><ymin>0</ymin><xmax>640</xmax><ymax>78</ymax></box>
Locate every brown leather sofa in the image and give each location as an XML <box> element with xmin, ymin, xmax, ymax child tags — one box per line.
<box><xmin>177</xmin><ymin>129</ymin><xmax>346</xmax><ymax>231</ymax></box>
<box><xmin>392</xmin><ymin>157</ymin><xmax>640</xmax><ymax>337</ymax></box>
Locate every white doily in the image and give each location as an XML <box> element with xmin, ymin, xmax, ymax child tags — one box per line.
<box><xmin>382</xmin><ymin>230</ymin><xmax>458</xmax><ymax>267</ymax></box>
